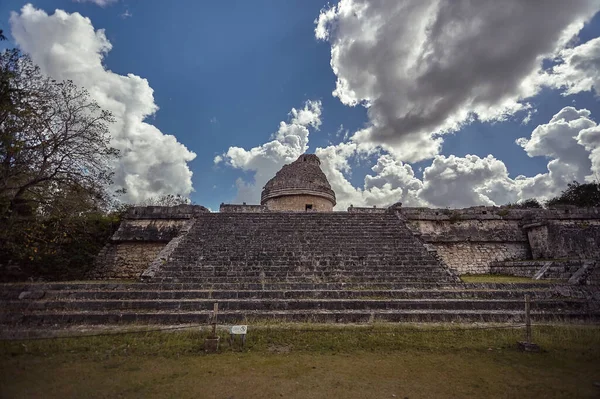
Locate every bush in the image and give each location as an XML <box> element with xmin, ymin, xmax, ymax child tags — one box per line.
<box><xmin>0</xmin><ymin>212</ymin><xmax>121</xmax><ymax>281</ymax></box>
<box><xmin>504</xmin><ymin>198</ymin><xmax>543</xmax><ymax>209</ymax></box>
<box><xmin>546</xmin><ymin>181</ymin><xmax>600</xmax><ymax>208</ymax></box>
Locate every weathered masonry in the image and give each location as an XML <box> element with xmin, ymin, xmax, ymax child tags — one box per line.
<box><xmin>3</xmin><ymin>153</ymin><xmax>599</xmax><ymax>328</ymax></box>
<box><xmin>399</xmin><ymin>206</ymin><xmax>600</xmax><ymax>277</ymax></box>
<box><xmin>91</xmin><ymin>154</ymin><xmax>600</xmax><ymax>282</ymax></box>
<box><xmin>93</xmin><ymin>202</ymin><xmax>600</xmax><ymax>283</ymax></box>
<box><xmin>260</xmin><ymin>154</ymin><xmax>336</xmax><ymax>212</ymax></box>
<box><xmin>90</xmin><ymin>205</ymin><xmax>207</xmax><ymax>279</ymax></box>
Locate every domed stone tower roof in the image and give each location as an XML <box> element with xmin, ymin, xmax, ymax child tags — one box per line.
<box><xmin>261</xmin><ymin>154</ymin><xmax>336</xmax><ymax>208</ymax></box>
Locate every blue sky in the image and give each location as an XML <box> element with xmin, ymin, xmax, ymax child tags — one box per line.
<box><xmin>2</xmin><ymin>1</ymin><xmax>600</xmax><ymax>210</ymax></box>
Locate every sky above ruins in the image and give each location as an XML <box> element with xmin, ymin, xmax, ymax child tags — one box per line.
<box><xmin>1</xmin><ymin>0</ymin><xmax>600</xmax><ymax>210</ymax></box>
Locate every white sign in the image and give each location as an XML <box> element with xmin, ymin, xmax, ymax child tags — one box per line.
<box><xmin>230</xmin><ymin>325</ymin><xmax>248</xmax><ymax>335</ymax></box>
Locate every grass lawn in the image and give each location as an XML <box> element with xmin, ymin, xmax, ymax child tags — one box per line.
<box><xmin>1</xmin><ymin>324</ymin><xmax>599</xmax><ymax>398</ymax></box>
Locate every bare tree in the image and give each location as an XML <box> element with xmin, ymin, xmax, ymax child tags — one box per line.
<box><xmin>0</xmin><ymin>51</ymin><xmax>118</xmax><ymax>214</ymax></box>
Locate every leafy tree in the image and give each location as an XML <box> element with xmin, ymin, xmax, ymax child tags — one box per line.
<box><xmin>0</xmin><ymin>49</ymin><xmax>121</xmax><ymax>281</ymax></box>
<box><xmin>504</xmin><ymin>198</ymin><xmax>543</xmax><ymax>209</ymax></box>
<box><xmin>546</xmin><ymin>181</ymin><xmax>600</xmax><ymax>208</ymax></box>
<box><xmin>0</xmin><ymin>50</ymin><xmax>118</xmax><ymax>215</ymax></box>
<box><xmin>0</xmin><ymin>208</ymin><xmax>120</xmax><ymax>281</ymax></box>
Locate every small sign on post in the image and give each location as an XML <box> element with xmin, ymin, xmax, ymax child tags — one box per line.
<box><xmin>229</xmin><ymin>325</ymin><xmax>248</xmax><ymax>349</ymax></box>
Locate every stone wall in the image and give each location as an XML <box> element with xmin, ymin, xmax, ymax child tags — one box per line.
<box><xmin>398</xmin><ymin>206</ymin><xmax>600</xmax><ymax>275</ymax></box>
<box><xmin>526</xmin><ymin>220</ymin><xmax>600</xmax><ymax>260</ymax></box>
<box><xmin>433</xmin><ymin>242</ymin><xmax>530</xmax><ymax>274</ymax></box>
<box><xmin>90</xmin><ymin>242</ymin><xmax>166</xmax><ymax>279</ymax></box>
<box><xmin>403</xmin><ymin>218</ymin><xmax>529</xmax><ymax>274</ymax></box>
<box><xmin>112</xmin><ymin>219</ymin><xmax>190</xmax><ymax>241</ymax></box>
<box><xmin>347</xmin><ymin>206</ymin><xmax>387</xmax><ymax>214</ymax></box>
<box><xmin>263</xmin><ymin>194</ymin><xmax>334</xmax><ymax>212</ymax></box>
<box><xmin>91</xmin><ymin>205</ymin><xmax>204</xmax><ymax>280</ymax></box>
<box><xmin>220</xmin><ymin>204</ymin><xmax>269</xmax><ymax>213</ymax></box>
<box><xmin>92</xmin><ymin>203</ymin><xmax>600</xmax><ymax>280</ymax></box>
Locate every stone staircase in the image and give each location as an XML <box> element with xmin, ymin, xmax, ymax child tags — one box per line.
<box><xmin>151</xmin><ymin>212</ymin><xmax>458</xmax><ymax>284</ymax></box>
<box><xmin>1</xmin><ymin>212</ymin><xmax>599</xmax><ymax>329</ymax></box>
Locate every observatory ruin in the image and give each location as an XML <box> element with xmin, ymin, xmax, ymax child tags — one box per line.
<box><xmin>1</xmin><ymin>154</ymin><xmax>599</xmax><ymax>327</ymax></box>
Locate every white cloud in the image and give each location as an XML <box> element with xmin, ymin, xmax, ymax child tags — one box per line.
<box><xmin>323</xmin><ymin>106</ymin><xmax>600</xmax><ymax>209</ymax></box>
<box><xmin>10</xmin><ymin>5</ymin><xmax>196</xmax><ymax>203</ymax></box>
<box><xmin>541</xmin><ymin>37</ymin><xmax>600</xmax><ymax>95</ymax></box>
<box><xmin>74</xmin><ymin>0</ymin><xmax>118</xmax><ymax>6</ymax></box>
<box><xmin>577</xmin><ymin>125</ymin><xmax>600</xmax><ymax>179</ymax></box>
<box><xmin>217</xmin><ymin>100</ymin><xmax>322</xmax><ymax>203</ymax></box>
<box><xmin>315</xmin><ymin>0</ymin><xmax>600</xmax><ymax>162</ymax></box>
<box><xmin>419</xmin><ymin>155</ymin><xmax>519</xmax><ymax>208</ymax></box>
<box><xmin>219</xmin><ymin>102</ymin><xmax>600</xmax><ymax>209</ymax></box>
<box><xmin>516</xmin><ymin>106</ymin><xmax>598</xmax><ymax>199</ymax></box>
<box><xmin>316</xmin><ymin>145</ymin><xmax>425</xmax><ymax>209</ymax></box>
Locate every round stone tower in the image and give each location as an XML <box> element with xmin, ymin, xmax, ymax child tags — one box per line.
<box><xmin>261</xmin><ymin>154</ymin><xmax>336</xmax><ymax>212</ymax></box>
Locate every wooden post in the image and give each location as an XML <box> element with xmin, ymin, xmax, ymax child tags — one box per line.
<box><xmin>518</xmin><ymin>294</ymin><xmax>540</xmax><ymax>352</ymax></box>
<box><xmin>204</xmin><ymin>302</ymin><xmax>220</xmax><ymax>353</ymax></box>
<box><xmin>525</xmin><ymin>294</ymin><xmax>531</xmax><ymax>343</ymax></box>
<box><xmin>212</xmin><ymin>303</ymin><xmax>218</xmax><ymax>338</ymax></box>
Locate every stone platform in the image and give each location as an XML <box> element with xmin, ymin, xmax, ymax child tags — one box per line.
<box><xmin>0</xmin><ymin>282</ymin><xmax>598</xmax><ymax>326</ymax></box>
<box><xmin>1</xmin><ymin>212</ymin><xmax>599</xmax><ymax>328</ymax></box>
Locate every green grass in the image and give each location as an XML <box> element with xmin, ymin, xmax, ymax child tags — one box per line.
<box><xmin>1</xmin><ymin>325</ymin><xmax>599</xmax><ymax>398</ymax></box>
<box><xmin>461</xmin><ymin>274</ymin><xmax>558</xmax><ymax>283</ymax></box>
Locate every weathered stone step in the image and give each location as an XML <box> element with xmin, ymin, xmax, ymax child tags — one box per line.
<box><xmin>159</xmin><ymin>264</ymin><xmax>444</xmax><ymax>272</ymax></box>
<box><xmin>0</xmin><ymin>281</ymin><xmax>568</xmax><ymax>292</ymax></box>
<box><xmin>153</xmin><ymin>276</ymin><xmax>457</xmax><ymax>283</ymax></box>
<box><xmin>3</xmin><ymin>309</ymin><xmax>598</xmax><ymax>325</ymax></box>
<box><xmin>5</xmin><ymin>288</ymin><xmax>573</xmax><ymax>303</ymax></box>
<box><xmin>12</xmin><ymin>289</ymin><xmax>570</xmax><ymax>301</ymax></box>
<box><xmin>153</xmin><ymin>210</ymin><xmax>459</xmax><ymax>284</ymax></box>
<box><xmin>194</xmin><ymin>232</ymin><xmax>415</xmax><ymax>237</ymax></box>
<box><xmin>155</xmin><ymin>271</ymin><xmax>452</xmax><ymax>279</ymax></box>
<box><xmin>191</xmin><ymin>229</ymin><xmax>411</xmax><ymax>235</ymax></box>
<box><xmin>3</xmin><ymin>298</ymin><xmax>587</xmax><ymax>313</ymax></box>
<box><xmin>169</xmin><ymin>254</ymin><xmax>438</xmax><ymax>261</ymax></box>
<box><xmin>165</xmin><ymin>256</ymin><xmax>437</xmax><ymax>263</ymax></box>
<box><xmin>490</xmin><ymin>261</ymin><xmax>584</xmax><ymax>279</ymax></box>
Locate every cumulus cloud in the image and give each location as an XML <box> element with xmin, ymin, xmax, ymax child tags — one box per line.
<box><xmin>73</xmin><ymin>0</ymin><xmax>118</xmax><ymax>6</ymax></box>
<box><xmin>319</xmin><ymin>106</ymin><xmax>600</xmax><ymax>209</ymax></box>
<box><xmin>541</xmin><ymin>37</ymin><xmax>600</xmax><ymax>95</ymax></box>
<box><xmin>219</xmin><ymin>102</ymin><xmax>600</xmax><ymax>209</ymax></box>
<box><xmin>517</xmin><ymin>106</ymin><xmax>599</xmax><ymax>199</ymax></box>
<box><xmin>419</xmin><ymin>155</ymin><xmax>519</xmax><ymax>208</ymax></box>
<box><xmin>10</xmin><ymin>5</ymin><xmax>196</xmax><ymax>203</ymax></box>
<box><xmin>315</xmin><ymin>0</ymin><xmax>600</xmax><ymax>162</ymax></box>
<box><xmin>217</xmin><ymin>100</ymin><xmax>322</xmax><ymax>203</ymax></box>
<box><xmin>316</xmin><ymin>145</ymin><xmax>425</xmax><ymax>209</ymax></box>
